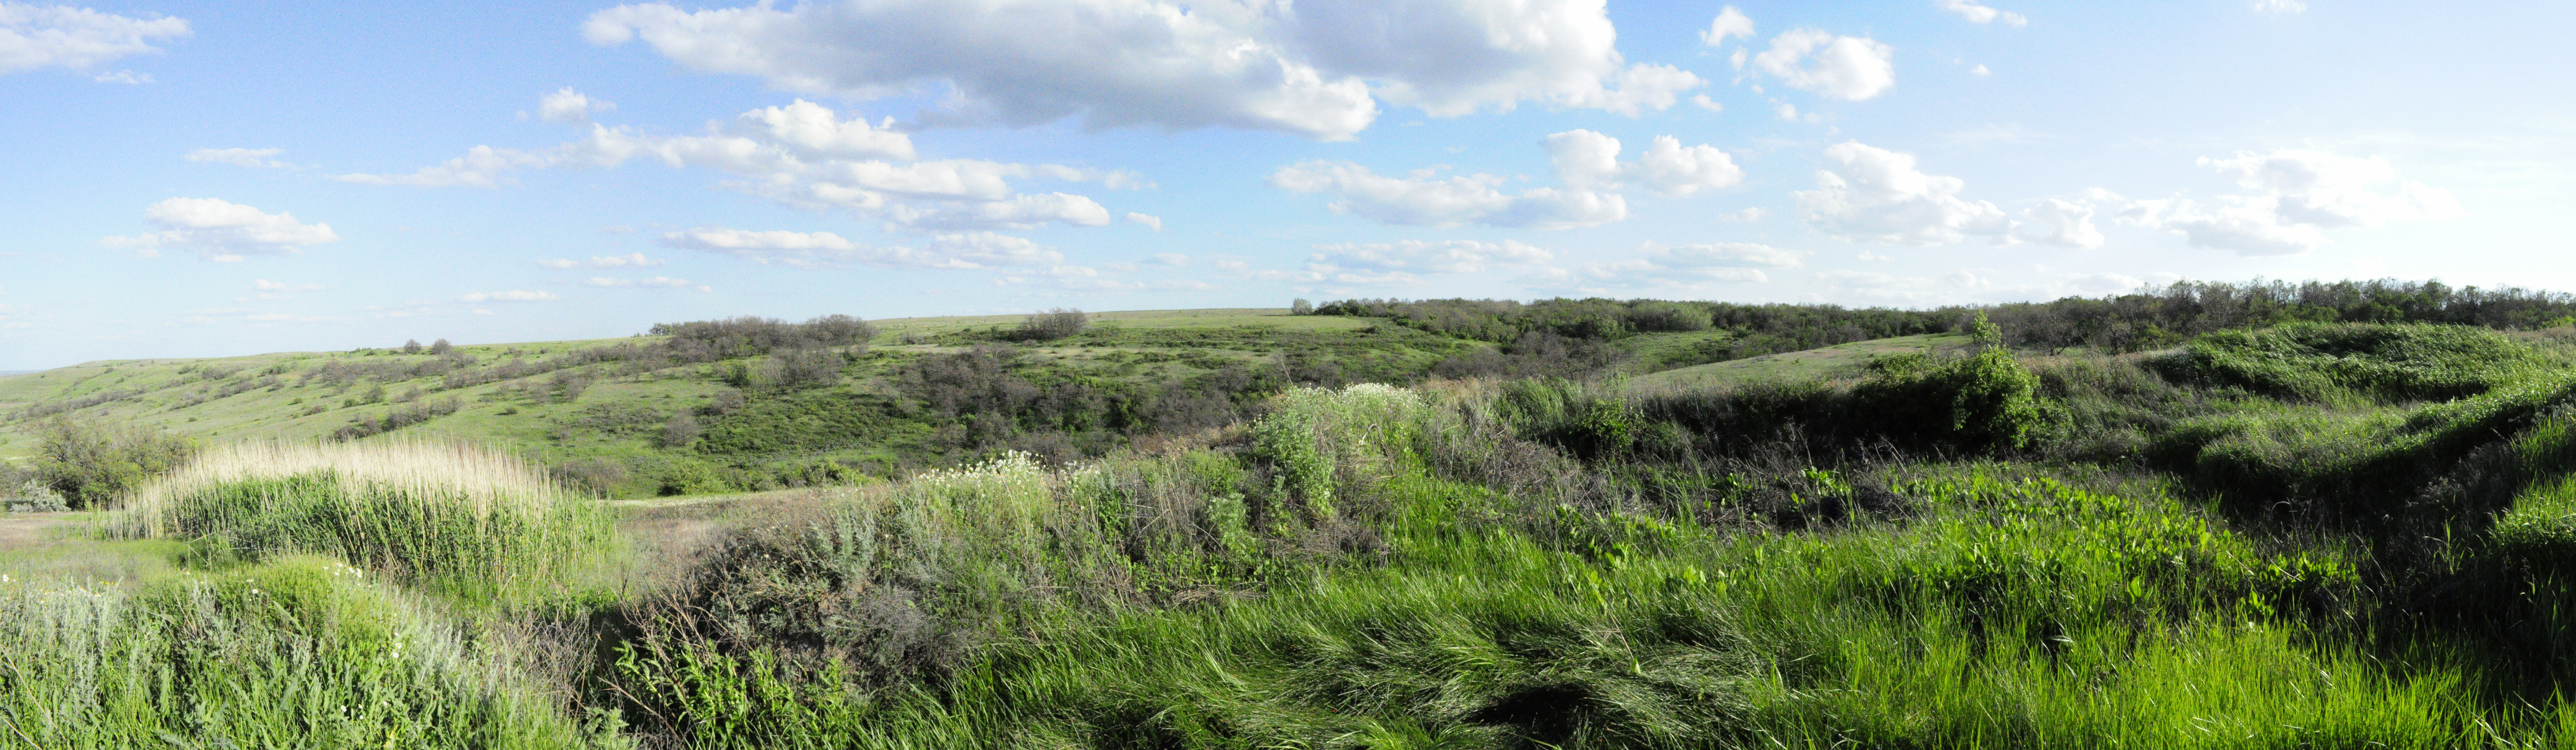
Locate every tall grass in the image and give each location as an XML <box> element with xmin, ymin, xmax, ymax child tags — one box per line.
<box><xmin>111</xmin><ymin>441</ymin><xmax>618</xmax><ymax>604</ymax></box>
<box><xmin>0</xmin><ymin>555</ymin><xmax>609</xmax><ymax>747</ymax></box>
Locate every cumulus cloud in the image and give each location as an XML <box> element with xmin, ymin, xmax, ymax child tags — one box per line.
<box><xmin>1936</xmin><ymin>0</ymin><xmax>2027</xmax><ymax>27</ymax></box>
<box><xmin>460</xmin><ymin>290</ymin><xmax>560</xmax><ymax>303</ymax></box>
<box><xmin>1750</xmin><ymin>29</ymin><xmax>1895</xmax><ymax>101</ymax></box>
<box><xmin>583</xmin><ymin>276</ymin><xmax>694</xmax><ymax>288</ymax></box>
<box><xmin>535</xmin><ymin>87</ymin><xmax>614</xmax><ymax>125</ymax></box>
<box><xmin>2119</xmin><ymin>149</ymin><xmax>2463</xmax><ymax>255</ymax></box>
<box><xmin>337</xmin><ymin>99</ymin><xmax>1117</xmax><ymax>232</ymax></box>
<box><xmin>1795</xmin><ymin>141</ymin><xmax>2011</xmax><ymax>244</ymax></box>
<box><xmin>659</xmin><ymin>227</ymin><xmax>1063</xmax><ymax>270</ymax></box>
<box><xmin>2011</xmin><ymin>198</ymin><xmax>2105</xmax><ymax>248</ymax></box>
<box><xmin>1535</xmin><ymin>240</ymin><xmax>1798</xmax><ymax>289</ymax></box>
<box><xmin>186</xmin><ymin>147</ymin><xmax>290</xmax><ymax>168</ymax></box>
<box><xmin>1701</xmin><ymin>6</ymin><xmax>1754</xmax><ymax>46</ymax></box>
<box><xmin>1654</xmin><ymin>241</ymin><xmax>1806</xmax><ymax>269</ymax></box>
<box><xmin>100</xmin><ymin>198</ymin><xmax>340</xmax><ymax>261</ymax></box>
<box><xmin>1308</xmin><ymin>239</ymin><xmax>1551</xmax><ymax>275</ymax></box>
<box><xmin>538</xmin><ymin>252</ymin><xmax>664</xmax><ymax>269</ymax></box>
<box><xmin>581</xmin><ymin>0</ymin><xmax>1702</xmax><ymax>141</ymax></box>
<box><xmin>1275</xmin><ymin>129</ymin><xmax>1738</xmax><ymax>228</ymax></box>
<box><xmin>1270</xmin><ymin>160</ymin><xmax>1625</xmax><ymax>229</ymax></box>
<box><xmin>1124</xmin><ymin>212</ymin><xmax>1162</xmax><ymax>231</ymax></box>
<box><xmin>0</xmin><ymin>3</ymin><xmax>189</xmax><ymax>76</ymax></box>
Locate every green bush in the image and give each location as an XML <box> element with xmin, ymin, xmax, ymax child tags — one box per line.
<box><xmin>28</xmin><ymin>417</ymin><xmax>196</xmax><ymax>508</ymax></box>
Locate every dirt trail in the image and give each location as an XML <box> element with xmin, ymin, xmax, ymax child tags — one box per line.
<box><xmin>0</xmin><ymin>513</ymin><xmax>84</xmax><ymax>550</ymax></box>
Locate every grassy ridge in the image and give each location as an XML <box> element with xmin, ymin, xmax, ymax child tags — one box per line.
<box><xmin>5</xmin><ymin>300</ymin><xmax>2576</xmax><ymax>746</ymax></box>
<box><xmin>0</xmin><ymin>309</ymin><xmax>1474</xmax><ymax>499</ymax></box>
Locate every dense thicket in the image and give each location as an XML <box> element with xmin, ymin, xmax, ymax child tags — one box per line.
<box><xmin>1320</xmin><ymin>279</ymin><xmax>2576</xmax><ymax>356</ymax></box>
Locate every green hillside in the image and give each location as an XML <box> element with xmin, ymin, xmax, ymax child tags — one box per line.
<box><xmin>15</xmin><ymin>283</ymin><xmax>2576</xmax><ymax>747</ymax></box>
<box><xmin>0</xmin><ymin>308</ymin><xmax>1473</xmax><ymax>498</ymax></box>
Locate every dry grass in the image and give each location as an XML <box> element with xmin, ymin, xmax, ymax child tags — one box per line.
<box><xmin>116</xmin><ymin>440</ymin><xmax>564</xmax><ymax>536</ymax></box>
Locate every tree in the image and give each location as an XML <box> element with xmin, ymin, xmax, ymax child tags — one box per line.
<box><xmin>1016</xmin><ymin>308</ymin><xmax>1089</xmax><ymax>341</ymax></box>
<box><xmin>1291</xmin><ymin>298</ymin><xmax>1314</xmax><ymax>315</ymax></box>
<box><xmin>30</xmin><ymin>417</ymin><xmax>196</xmax><ymax>508</ymax></box>
<box><xmin>430</xmin><ymin>338</ymin><xmax>454</xmax><ymax>356</ymax></box>
<box><xmin>402</xmin><ymin>339</ymin><xmax>424</xmax><ymax>355</ymax></box>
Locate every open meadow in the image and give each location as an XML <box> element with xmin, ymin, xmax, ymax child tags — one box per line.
<box><xmin>6</xmin><ymin>282</ymin><xmax>2576</xmax><ymax>747</ymax></box>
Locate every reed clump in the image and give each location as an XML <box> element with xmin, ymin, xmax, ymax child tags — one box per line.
<box><xmin>110</xmin><ymin>442</ymin><xmax>617</xmax><ymax>604</ymax></box>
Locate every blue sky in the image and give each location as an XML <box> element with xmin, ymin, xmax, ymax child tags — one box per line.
<box><xmin>2</xmin><ymin>0</ymin><xmax>2570</xmax><ymax>369</ymax></box>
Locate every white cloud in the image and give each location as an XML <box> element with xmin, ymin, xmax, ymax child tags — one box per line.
<box><xmin>2120</xmin><ymin>149</ymin><xmax>2463</xmax><ymax>255</ymax></box>
<box><xmin>584</xmin><ymin>276</ymin><xmax>694</xmax><ymax>288</ymax></box>
<box><xmin>1970</xmin><ymin>64</ymin><xmax>1991</xmax><ymax>76</ymax></box>
<box><xmin>1309</xmin><ymin>239</ymin><xmax>1551</xmax><ymax>274</ymax></box>
<box><xmin>1269</xmin><ymin>160</ymin><xmax>1625</xmax><ymax>229</ymax></box>
<box><xmin>336</xmin><ymin>99</ymin><xmax>1118</xmax><ymax>232</ymax></box>
<box><xmin>1936</xmin><ymin>0</ymin><xmax>2027</xmax><ymax>27</ymax></box>
<box><xmin>1276</xmin><ymin>129</ymin><xmax>1736</xmax><ymax>228</ymax></box>
<box><xmin>1124</xmin><ymin>212</ymin><xmax>1162</xmax><ymax>231</ymax></box>
<box><xmin>1691</xmin><ymin>94</ymin><xmax>1723</xmax><ymax>112</ymax></box>
<box><xmin>1716</xmin><ymin>207</ymin><xmax>1768</xmax><ymax>222</ymax></box>
<box><xmin>100</xmin><ymin>198</ymin><xmax>340</xmax><ymax>261</ymax></box>
<box><xmin>538</xmin><ymin>252</ymin><xmax>664</xmax><ymax>269</ymax></box>
<box><xmin>582</xmin><ymin>0</ymin><xmax>1701</xmax><ymax>141</ymax></box>
<box><xmin>460</xmin><ymin>290</ymin><xmax>560</xmax><ymax>303</ymax></box>
<box><xmin>1795</xmin><ymin>141</ymin><xmax>2010</xmax><ymax>245</ymax></box>
<box><xmin>659</xmin><ymin>227</ymin><xmax>1063</xmax><ymax>270</ymax></box>
<box><xmin>2253</xmin><ymin>0</ymin><xmax>2307</xmax><ymax>13</ymax></box>
<box><xmin>0</xmin><ymin>3</ymin><xmax>189</xmax><ymax>76</ymax></box>
<box><xmin>89</xmin><ymin>68</ymin><xmax>143</xmax><ymax>83</ymax></box>
<box><xmin>1150</xmin><ymin>253</ymin><xmax>1190</xmax><ymax>266</ymax></box>
<box><xmin>1701</xmin><ymin>7</ymin><xmax>1754</xmax><ymax>46</ymax></box>
<box><xmin>2010</xmin><ymin>198</ymin><xmax>2105</xmax><ymax>248</ymax></box>
<box><xmin>1750</xmin><ymin>29</ymin><xmax>1895</xmax><ymax>101</ymax></box>
<box><xmin>536</xmin><ymin>87</ymin><xmax>614</xmax><ymax>125</ymax></box>
<box><xmin>1653</xmin><ymin>241</ymin><xmax>1807</xmax><ymax>269</ymax></box>
<box><xmin>250</xmin><ymin>280</ymin><xmax>325</xmax><ymax>291</ymax></box>
<box><xmin>1628</xmin><ymin>135</ymin><xmax>1745</xmax><ymax>197</ymax></box>
<box><xmin>186</xmin><ymin>147</ymin><xmax>292</xmax><ymax>169</ymax></box>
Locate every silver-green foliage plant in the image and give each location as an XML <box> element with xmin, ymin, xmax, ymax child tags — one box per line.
<box><xmin>7</xmin><ymin>480</ymin><xmax>69</xmax><ymax>513</ymax></box>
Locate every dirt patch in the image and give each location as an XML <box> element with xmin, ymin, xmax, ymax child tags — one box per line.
<box><xmin>0</xmin><ymin>513</ymin><xmax>85</xmax><ymax>550</ymax></box>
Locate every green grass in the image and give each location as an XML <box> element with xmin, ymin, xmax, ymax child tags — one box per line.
<box><xmin>1625</xmin><ymin>333</ymin><xmax>1970</xmax><ymax>393</ymax></box>
<box><xmin>108</xmin><ymin>442</ymin><xmax>620</xmax><ymax>605</ymax></box>
<box><xmin>0</xmin><ymin>308</ymin><xmax>1464</xmax><ymax>497</ymax></box>
<box><xmin>10</xmin><ymin>317</ymin><xmax>2576</xmax><ymax>746</ymax></box>
<box><xmin>0</xmin><ymin>554</ymin><xmax>610</xmax><ymax>748</ymax></box>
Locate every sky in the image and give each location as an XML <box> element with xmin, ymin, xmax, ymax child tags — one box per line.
<box><xmin>2</xmin><ymin>0</ymin><xmax>2571</xmax><ymax>369</ymax></box>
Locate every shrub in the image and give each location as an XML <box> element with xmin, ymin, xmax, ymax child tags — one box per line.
<box><xmin>1016</xmin><ymin>308</ymin><xmax>1090</xmax><ymax>341</ymax></box>
<box><xmin>1291</xmin><ymin>298</ymin><xmax>1314</xmax><ymax>315</ymax></box>
<box><xmin>768</xmin><ymin>347</ymin><xmax>845</xmax><ymax>390</ymax></box>
<box><xmin>6</xmin><ymin>479</ymin><xmax>69</xmax><ymax>513</ymax></box>
<box><xmin>430</xmin><ymin>338</ymin><xmax>455</xmax><ymax>355</ymax></box>
<box><xmin>661</xmin><ymin>411</ymin><xmax>702</xmax><ymax>448</ymax></box>
<box><xmin>402</xmin><ymin>339</ymin><xmax>424</xmax><ymax>355</ymax></box>
<box><xmin>29</xmin><ymin>417</ymin><xmax>196</xmax><ymax>508</ymax></box>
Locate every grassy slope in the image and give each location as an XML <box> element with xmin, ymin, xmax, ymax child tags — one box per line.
<box><xmin>1624</xmin><ymin>332</ymin><xmax>1970</xmax><ymax>392</ymax></box>
<box><xmin>0</xmin><ymin>309</ymin><xmax>1465</xmax><ymax>479</ymax></box>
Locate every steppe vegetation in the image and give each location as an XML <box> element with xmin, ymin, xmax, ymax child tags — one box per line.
<box><xmin>1</xmin><ymin>279</ymin><xmax>2575</xmax><ymax>747</ymax></box>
